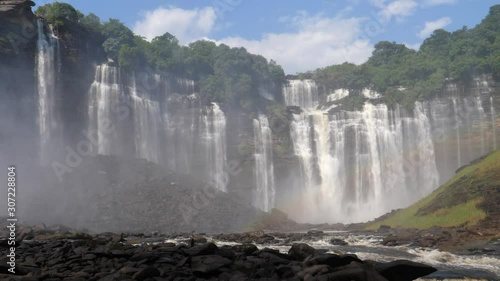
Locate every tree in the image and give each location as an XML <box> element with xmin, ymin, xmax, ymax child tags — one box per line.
<box><xmin>147</xmin><ymin>32</ymin><xmax>184</xmax><ymax>73</ymax></box>
<box><xmin>80</xmin><ymin>13</ymin><xmax>102</xmax><ymax>34</ymax></box>
<box><xmin>35</xmin><ymin>2</ymin><xmax>79</xmax><ymax>28</ymax></box>
<box><xmin>101</xmin><ymin>19</ymin><xmax>134</xmax><ymax>61</ymax></box>
<box><xmin>269</xmin><ymin>60</ymin><xmax>285</xmax><ymax>82</ymax></box>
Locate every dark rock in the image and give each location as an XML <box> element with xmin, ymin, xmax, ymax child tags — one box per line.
<box><xmin>217</xmin><ymin>246</ymin><xmax>237</xmax><ymax>260</ymax></box>
<box><xmin>297</xmin><ymin>264</ymin><xmax>331</xmax><ymax>279</ymax></box>
<box><xmin>191</xmin><ymin>255</ymin><xmax>232</xmax><ymax>276</ymax></box>
<box><xmin>130</xmin><ymin>252</ymin><xmax>159</xmax><ymax>262</ymax></box>
<box><xmin>307</xmin><ymin>230</ymin><xmax>324</xmax><ymax>235</ymax></box>
<box><xmin>374</xmin><ymin>260</ymin><xmax>437</xmax><ymax>281</ymax></box>
<box><xmin>276</xmin><ymin>265</ymin><xmax>295</xmax><ymax>278</ymax></box>
<box><xmin>183</xmin><ymin>242</ymin><xmax>218</xmax><ymax>256</ymax></box>
<box><xmin>289</xmin><ymin>243</ymin><xmax>315</xmax><ymax>261</ymax></box>
<box><xmin>258</xmin><ymin>252</ymin><xmax>290</xmax><ymax>265</ymax></box>
<box><xmin>304</xmin><ymin>253</ymin><xmax>362</xmax><ymax>268</ymax></box>
<box><xmin>254</xmin><ymin>262</ymin><xmax>277</xmax><ymax>278</ymax></box>
<box><xmin>132</xmin><ymin>266</ymin><xmax>160</xmax><ymax>280</ymax></box>
<box><xmin>232</xmin><ymin>244</ymin><xmax>258</xmax><ymax>255</ymax></box>
<box><xmin>330</xmin><ymin>238</ymin><xmax>348</xmax><ymax>246</ymax></box>
<box><xmin>192</xmin><ymin>234</ymin><xmax>207</xmax><ymax>244</ymax></box>
<box><xmin>117</xmin><ymin>266</ymin><xmax>140</xmax><ymax>276</ymax></box>
<box><xmin>378</xmin><ymin>225</ymin><xmax>392</xmax><ymax>232</ymax></box>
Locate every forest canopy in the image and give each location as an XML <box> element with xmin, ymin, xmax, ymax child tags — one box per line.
<box><xmin>35</xmin><ymin>3</ymin><xmax>500</xmax><ymax>109</ymax></box>
<box><xmin>35</xmin><ymin>2</ymin><xmax>286</xmax><ymax>110</ymax></box>
<box><xmin>306</xmin><ymin>5</ymin><xmax>500</xmax><ymax>107</ymax></box>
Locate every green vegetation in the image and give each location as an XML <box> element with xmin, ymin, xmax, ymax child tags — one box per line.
<box><xmin>34</xmin><ymin>3</ymin><xmax>285</xmax><ymax>111</ymax></box>
<box><xmin>367</xmin><ymin>150</ymin><xmax>500</xmax><ymax>230</ymax></box>
<box><xmin>307</xmin><ymin>5</ymin><xmax>500</xmax><ymax>108</ymax></box>
<box><xmin>35</xmin><ymin>2</ymin><xmax>79</xmax><ymax>28</ymax></box>
<box><xmin>33</xmin><ymin>2</ymin><xmax>500</xmax><ymax>110</ymax></box>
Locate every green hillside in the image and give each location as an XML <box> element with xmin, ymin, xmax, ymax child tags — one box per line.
<box><xmin>367</xmin><ymin>150</ymin><xmax>500</xmax><ymax>230</ymax></box>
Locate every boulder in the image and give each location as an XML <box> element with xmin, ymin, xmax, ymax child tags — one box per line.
<box><xmin>232</xmin><ymin>244</ymin><xmax>258</xmax><ymax>255</ymax></box>
<box><xmin>307</xmin><ymin>230</ymin><xmax>324</xmax><ymax>235</ymax></box>
<box><xmin>191</xmin><ymin>255</ymin><xmax>232</xmax><ymax>276</ymax></box>
<box><xmin>289</xmin><ymin>243</ymin><xmax>315</xmax><ymax>261</ymax></box>
<box><xmin>131</xmin><ymin>266</ymin><xmax>160</xmax><ymax>280</ymax></box>
<box><xmin>183</xmin><ymin>242</ymin><xmax>218</xmax><ymax>256</ymax></box>
<box><xmin>374</xmin><ymin>260</ymin><xmax>437</xmax><ymax>281</ymax></box>
<box><xmin>304</xmin><ymin>253</ymin><xmax>362</xmax><ymax>268</ymax></box>
<box><xmin>330</xmin><ymin>238</ymin><xmax>348</xmax><ymax>246</ymax></box>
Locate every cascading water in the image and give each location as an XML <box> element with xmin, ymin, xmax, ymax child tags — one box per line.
<box><xmin>426</xmin><ymin>79</ymin><xmax>498</xmax><ymax>181</ymax></box>
<box><xmin>36</xmin><ymin>19</ymin><xmax>59</xmax><ymax>164</ymax></box>
<box><xmin>88</xmin><ymin>66</ymin><xmax>230</xmax><ymax>187</ymax></box>
<box><xmin>452</xmin><ymin>98</ymin><xmax>462</xmax><ymax>167</ymax></box>
<box><xmin>492</xmin><ymin>96</ymin><xmax>497</xmax><ymax>150</ymax></box>
<box><xmin>163</xmin><ymin>98</ymin><xmax>198</xmax><ymax>175</ymax></box>
<box><xmin>202</xmin><ymin>103</ymin><xmax>228</xmax><ymax>191</ymax></box>
<box><xmin>131</xmin><ymin>73</ymin><xmax>162</xmax><ymax>163</ymax></box>
<box><xmin>283</xmin><ymin>80</ymin><xmax>440</xmax><ymax>223</ymax></box>
<box><xmin>253</xmin><ymin>115</ymin><xmax>276</xmax><ymax>212</ymax></box>
<box><xmin>88</xmin><ymin>64</ymin><xmax>124</xmax><ymax>156</ymax></box>
<box><xmin>282</xmin><ymin>80</ymin><xmax>319</xmax><ymax>108</ymax></box>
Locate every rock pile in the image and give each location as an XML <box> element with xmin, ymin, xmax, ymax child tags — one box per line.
<box><xmin>0</xmin><ymin>230</ymin><xmax>436</xmax><ymax>281</ymax></box>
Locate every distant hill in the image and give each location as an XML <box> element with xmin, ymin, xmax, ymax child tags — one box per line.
<box><xmin>367</xmin><ymin>150</ymin><xmax>500</xmax><ymax>230</ymax></box>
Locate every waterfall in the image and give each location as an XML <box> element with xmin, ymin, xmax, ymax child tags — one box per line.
<box><xmin>36</xmin><ymin>19</ymin><xmax>59</xmax><ymax>164</ymax></box>
<box><xmin>288</xmin><ymin>102</ymin><xmax>440</xmax><ymax>222</ymax></box>
<box><xmin>492</xmin><ymin>96</ymin><xmax>497</xmax><ymax>150</ymax></box>
<box><xmin>327</xmin><ymin>89</ymin><xmax>349</xmax><ymax>102</ymax></box>
<box><xmin>203</xmin><ymin>103</ymin><xmax>228</xmax><ymax>191</ymax></box>
<box><xmin>163</xmin><ymin>105</ymin><xmax>198</xmax><ymax>174</ymax></box>
<box><xmin>253</xmin><ymin>115</ymin><xmax>276</xmax><ymax>212</ymax></box>
<box><xmin>452</xmin><ymin>99</ymin><xmax>462</xmax><ymax>167</ymax></box>
<box><xmin>131</xmin><ymin>73</ymin><xmax>162</xmax><ymax>163</ymax></box>
<box><xmin>282</xmin><ymin>80</ymin><xmax>319</xmax><ymax>108</ymax></box>
<box><xmin>284</xmin><ymin>80</ymin><xmax>440</xmax><ymax>223</ymax></box>
<box><xmin>88</xmin><ymin>64</ymin><xmax>123</xmax><ymax>156</ymax></box>
<box><xmin>475</xmin><ymin>96</ymin><xmax>488</xmax><ymax>155</ymax></box>
<box><xmin>88</xmin><ymin>66</ymin><xmax>230</xmax><ymax>187</ymax></box>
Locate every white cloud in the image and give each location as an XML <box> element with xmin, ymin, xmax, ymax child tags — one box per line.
<box><xmin>422</xmin><ymin>0</ymin><xmax>457</xmax><ymax>7</ymax></box>
<box><xmin>218</xmin><ymin>13</ymin><xmax>373</xmax><ymax>74</ymax></box>
<box><xmin>379</xmin><ymin>0</ymin><xmax>418</xmax><ymax>22</ymax></box>
<box><xmin>417</xmin><ymin>17</ymin><xmax>452</xmax><ymax>39</ymax></box>
<box><xmin>133</xmin><ymin>6</ymin><xmax>216</xmax><ymax>44</ymax></box>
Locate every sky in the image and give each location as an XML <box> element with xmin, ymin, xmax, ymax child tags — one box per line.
<box><xmin>37</xmin><ymin>0</ymin><xmax>497</xmax><ymax>74</ymax></box>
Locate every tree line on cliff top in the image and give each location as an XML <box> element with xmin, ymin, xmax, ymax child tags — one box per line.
<box><xmin>34</xmin><ymin>3</ymin><xmax>500</xmax><ymax>110</ymax></box>
<box><xmin>307</xmin><ymin>5</ymin><xmax>500</xmax><ymax>109</ymax></box>
<box><xmin>34</xmin><ymin>2</ymin><xmax>285</xmax><ymax>112</ymax></box>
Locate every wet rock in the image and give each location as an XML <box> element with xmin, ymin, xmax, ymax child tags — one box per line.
<box><xmin>304</xmin><ymin>253</ymin><xmax>362</xmax><ymax>268</ymax></box>
<box><xmin>297</xmin><ymin>264</ymin><xmax>331</xmax><ymax>279</ymax></box>
<box><xmin>374</xmin><ymin>260</ymin><xmax>437</xmax><ymax>281</ymax></box>
<box><xmin>132</xmin><ymin>266</ymin><xmax>160</xmax><ymax>280</ymax></box>
<box><xmin>191</xmin><ymin>255</ymin><xmax>232</xmax><ymax>276</ymax></box>
<box><xmin>289</xmin><ymin>243</ymin><xmax>315</xmax><ymax>261</ymax></box>
<box><xmin>378</xmin><ymin>225</ymin><xmax>392</xmax><ymax>232</ymax></box>
<box><xmin>317</xmin><ymin>261</ymin><xmax>388</xmax><ymax>281</ymax></box>
<box><xmin>183</xmin><ymin>242</ymin><xmax>218</xmax><ymax>256</ymax></box>
<box><xmin>330</xmin><ymin>238</ymin><xmax>348</xmax><ymax>246</ymax></box>
<box><xmin>192</xmin><ymin>234</ymin><xmax>207</xmax><ymax>244</ymax></box>
<box><xmin>307</xmin><ymin>230</ymin><xmax>324</xmax><ymax>235</ymax></box>
<box><xmin>232</xmin><ymin>244</ymin><xmax>258</xmax><ymax>255</ymax></box>
<box><xmin>4</xmin><ymin>226</ymin><xmax>439</xmax><ymax>281</ymax></box>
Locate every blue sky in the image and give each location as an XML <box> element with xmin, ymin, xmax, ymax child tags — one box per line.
<box><xmin>37</xmin><ymin>0</ymin><xmax>497</xmax><ymax>74</ymax></box>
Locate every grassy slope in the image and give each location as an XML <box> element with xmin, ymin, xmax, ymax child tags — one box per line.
<box><xmin>367</xmin><ymin>150</ymin><xmax>500</xmax><ymax>230</ymax></box>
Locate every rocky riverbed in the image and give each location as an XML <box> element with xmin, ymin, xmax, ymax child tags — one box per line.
<box><xmin>0</xmin><ymin>225</ymin><xmax>439</xmax><ymax>281</ymax></box>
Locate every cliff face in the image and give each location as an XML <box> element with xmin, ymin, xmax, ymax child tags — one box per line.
<box><xmin>0</xmin><ymin>0</ymin><xmax>36</xmax><ymax>60</ymax></box>
<box><xmin>0</xmin><ymin>0</ymin><xmax>38</xmax><ymax>168</ymax></box>
<box><xmin>0</xmin><ymin>2</ymin><xmax>498</xmax><ymax>230</ymax></box>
